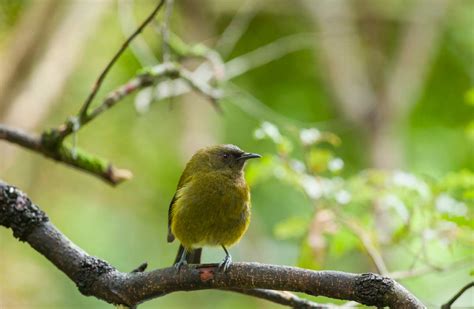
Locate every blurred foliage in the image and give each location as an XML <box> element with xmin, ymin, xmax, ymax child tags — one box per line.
<box><xmin>250</xmin><ymin>122</ymin><xmax>473</xmax><ymax>258</ymax></box>
<box><xmin>0</xmin><ymin>0</ymin><xmax>28</xmax><ymax>42</ymax></box>
<box><xmin>1</xmin><ymin>0</ymin><xmax>473</xmax><ymax>308</ymax></box>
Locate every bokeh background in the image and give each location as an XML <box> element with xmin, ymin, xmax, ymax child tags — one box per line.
<box><xmin>0</xmin><ymin>0</ymin><xmax>473</xmax><ymax>308</ymax></box>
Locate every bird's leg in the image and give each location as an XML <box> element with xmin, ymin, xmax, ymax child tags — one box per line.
<box><xmin>218</xmin><ymin>245</ymin><xmax>232</xmax><ymax>272</ymax></box>
<box><xmin>174</xmin><ymin>247</ymin><xmax>188</xmax><ymax>272</ymax></box>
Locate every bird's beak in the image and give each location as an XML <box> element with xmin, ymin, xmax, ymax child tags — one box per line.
<box><xmin>238</xmin><ymin>152</ymin><xmax>262</xmax><ymax>161</ymax></box>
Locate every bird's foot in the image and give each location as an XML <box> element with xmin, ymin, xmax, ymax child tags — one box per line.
<box><xmin>174</xmin><ymin>260</ymin><xmax>187</xmax><ymax>273</ymax></box>
<box><xmin>218</xmin><ymin>254</ymin><xmax>232</xmax><ymax>272</ymax></box>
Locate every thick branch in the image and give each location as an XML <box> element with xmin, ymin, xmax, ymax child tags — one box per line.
<box><xmin>0</xmin><ymin>182</ymin><xmax>424</xmax><ymax>308</ymax></box>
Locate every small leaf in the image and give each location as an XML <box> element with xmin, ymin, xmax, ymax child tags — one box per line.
<box><xmin>307</xmin><ymin>148</ymin><xmax>332</xmax><ymax>173</ymax></box>
<box><xmin>328</xmin><ymin>228</ymin><xmax>358</xmax><ymax>257</ymax></box>
<box><xmin>465</xmin><ymin>88</ymin><xmax>474</xmax><ymax>106</ymax></box>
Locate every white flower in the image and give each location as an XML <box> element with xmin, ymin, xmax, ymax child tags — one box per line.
<box><xmin>300</xmin><ymin>128</ymin><xmax>321</xmax><ymax>145</ymax></box>
<box><xmin>435</xmin><ymin>194</ymin><xmax>467</xmax><ymax>216</ymax></box>
<box><xmin>423</xmin><ymin>229</ymin><xmax>436</xmax><ymax>240</ymax></box>
<box><xmin>253</xmin><ymin>129</ymin><xmax>265</xmax><ymax>140</ymax></box>
<box><xmin>261</xmin><ymin>122</ymin><xmax>281</xmax><ymax>143</ymax></box>
<box><xmin>273</xmin><ymin>166</ymin><xmax>286</xmax><ymax>179</ymax></box>
<box><xmin>382</xmin><ymin>194</ymin><xmax>409</xmax><ymax>222</ymax></box>
<box><xmin>335</xmin><ymin>190</ymin><xmax>351</xmax><ymax>205</ymax></box>
<box><xmin>290</xmin><ymin>159</ymin><xmax>306</xmax><ymax>173</ymax></box>
<box><xmin>391</xmin><ymin>170</ymin><xmax>430</xmax><ymax>200</ymax></box>
<box><xmin>328</xmin><ymin>158</ymin><xmax>344</xmax><ymax>172</ymax></box>
<box><xmin>320</xmin><ymin>178</ymin><xmax>335</xmax><ymax>195</ymax></box>
<box><xmin>300</xmin><ymin>175</ymin><xmax>322</xmax><ymax>199</ymax></box>
<box><xmin>134</xmin><ymin>88</ymin><xmax>153</xmax><ymax>114</ymax></box>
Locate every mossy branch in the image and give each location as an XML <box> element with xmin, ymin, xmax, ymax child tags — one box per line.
<box><xmin>0</xmin><ymin>125</ymin><xmax>131</xmax><ymax>185</ymax></box>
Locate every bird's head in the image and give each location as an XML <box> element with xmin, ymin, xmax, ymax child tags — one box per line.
<box><xmin>192</xmin><ymin>144</ymin><xmax>261</xmax><ymax>173</ymax></box>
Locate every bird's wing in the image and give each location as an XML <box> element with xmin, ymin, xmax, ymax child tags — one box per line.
<box><xmin>167</xmin><ymin>193</ymin><xmax>177</xmax><ymax>243</ymax></box>
<box><xmin>167</xmin><ymin>164</ymin><xmax>194</xmax><ymax>243</ymax></box>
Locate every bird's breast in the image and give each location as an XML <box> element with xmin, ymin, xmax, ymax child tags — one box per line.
<box><xmin>171</xmin><ymin>172</ymin><xmax>251</xmax><ymax>248</ymax></box>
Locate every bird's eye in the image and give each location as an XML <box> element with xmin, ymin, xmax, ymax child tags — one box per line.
<box><xmin>222</xmin><ymin>153</ymin><xmax>229</xmax><ymax>159</ymax></box>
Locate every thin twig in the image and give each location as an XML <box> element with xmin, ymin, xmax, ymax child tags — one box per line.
<box><xmin>225</xmin><ymin>83</ymin><xmax>337</xmax><ymax>129</ymax></box>
<box><xmin>118</xmin><ymin>0</ymin><xmax>158</xmax><ymax>66</ymax></box>
<box><xmin>131</xmin><ymin>262</ymin><xmax>148</xmax><ymax>273</ymax></box>
<box><xmin>345</xmin><ymin>220</ymin><xmax>390</xmax><ymax>276</ymax></box>
<box><xmin>215</xmin><ymin>0</ymin><xmax>259</xmax><ymax>58</ymax></box>
<box><xmin>441</xmin><ymin>281</ymin><xmax>474</xmax><ymax>309</ymax></box>
<box><xmin>166</xmin><ymin>31</ymin><xmax>226</xmax><ymax>80</ymax></box>
<box><xmin>390</xmin><ymin>258</ymin><xmax>473</xmax><ymax>280</ymax></box>
<box><xmin>0</xmin><ymin>125</ymin><xmax>41</xmax><ymax>150</ymax></box>
<box><xmin>152</xmin><ymin>33</ymin><xmax>317</xmax><ymax>108</ymax></box>
<box><xmin>59</xmin><ymin>62</ymin><xmax>179</xmax><ymax>137</ymax></box>
<box><xmin>1</xmin><ymin>62</ymin><xmax>220</xmax><ymax>185</ymax></box>
<box><xmin>161</xmin><ymin>0</ymin><xmax>174</xmax><ymax>63</ymax></box>
<box><xmin>77</xmin><ymin>0</ymin><xmax>166</xmax><ymax>121</ymax></box>
<box><xmin>178</xmin><ymin>67</ymin><xmax>223</xmax><ymax>112</ymax></box>
<box><xmin>225</xmin><ymin>33</ymin><xmax>315</xmax><ymax>80</ymax></box>
<box><xmin>227</xmin><ymin>288</ymin><xmax>327</xmax><ymax>308</ymax></box>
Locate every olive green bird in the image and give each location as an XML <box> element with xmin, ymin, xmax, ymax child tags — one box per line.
<box><xmin>167</xmin><ymin>144</ymin><xmax>261</xmax><ymax>271</ymax></box>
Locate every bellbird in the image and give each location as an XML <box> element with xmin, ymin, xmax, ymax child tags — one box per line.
<box><xmin>167</xmin><ymin>144</ymin><xmax>261</xmax><ymax>271</ymax></box>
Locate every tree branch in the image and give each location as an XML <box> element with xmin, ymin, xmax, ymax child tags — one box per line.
<box><xmin>0</xmin><ymin>125</ymin><xmax>131</xmax><ymax>185</ymax></box>
<box><xmin>390</xmin><ymin>258</ymin><xmax>472</xmax><ymax>281</ymax></box>
<box><xmin>77</xmin><ymin>0</ymin><xmax>166</xmax><ymax>121</ymax></box>
<box><xmin>0</xmin><ymin>0</ymin><xmax>171</xmax><ymax>186</ymax></box>
<box><xmin>0</xmin><ymin>182</ymin><xmax>425</xmax><ymax>308</ymax></box>
<box><xmin>226</xmin><ymin>289</ymin><xmax>326</xmax><ymax>308</ymax></box>
<box><xmin>0</xmin><ymin>125</ymin><xmax>41</xmax><ymax>150</ymax></box>
<box><xmin>441</xmin><ymin>281</ymin><xmax>474</xmax><ymax>309</ymax></box>
<box><xmin>0</xmin><ymin>61</ymin><xmax>221</xmax><ymax>184</ymax></box>
<box><xmin>345</xmin><ymin>220</ymin><xmax>389</xmax><ymax>276</ymax></box>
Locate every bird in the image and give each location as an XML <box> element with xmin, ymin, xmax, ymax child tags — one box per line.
<box><xmin>167</xmin><ymin>144</ymin><xmax>261</xmax><ymax>272</ymax></box>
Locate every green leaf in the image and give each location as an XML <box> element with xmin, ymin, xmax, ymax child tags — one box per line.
<box><xmin>297</xmin><ymin>240</ymin><xmax>322</xmax><ymax>270</ymax></box>
<box><xmin>328</xmin><ymin>228</ymin><xmax>358</xmax><ymax>257</ymax></box>
<box><xmin>307</xmin><ymin>148</ymin><xmax>332</xmax><ymax>173</ymax></box>
<box><xmin>465</xmin><ymin>88</ymin><xmax>474</xmax><ymax>106</ymax></box>
<box><xmin>273</xmin><ymin>216</ymin><xmax>310</xmax><ymax>240</ymax></box>
<box><xmin>441</xmin><ymin>215</ymin><xmax>474</xmax><ymax>229</ymax></box>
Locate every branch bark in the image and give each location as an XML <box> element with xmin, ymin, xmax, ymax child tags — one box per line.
<box><xmin>0</xmin><ymin>182</ymin><xmax>425</xmax><ymax>308</ymax></box>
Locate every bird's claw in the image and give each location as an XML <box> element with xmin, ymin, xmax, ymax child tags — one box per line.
<box><xmin>174</xmin><ymin>260</ymin><xmax>187</xmax><ymax>273</ymax></box>
<box><xmin>218</xmin><ymin>255</ymin><xmax>232</xmax><ymax>272</ymax></box>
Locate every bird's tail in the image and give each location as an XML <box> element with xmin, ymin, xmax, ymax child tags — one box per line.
<box><xmin>173</xmin><ymin>244</ymin><xmax>202</xmax><ymax>264</ymax></box>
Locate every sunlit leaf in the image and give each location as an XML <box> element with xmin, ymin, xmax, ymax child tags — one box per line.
<box><xmin>307</xmin><ymin>148</ymin><xmax>332</xmax><ymax>173</ymax></box>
